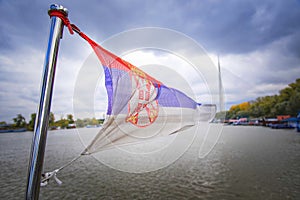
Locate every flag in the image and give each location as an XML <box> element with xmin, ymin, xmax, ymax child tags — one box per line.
<box><xmin>78</xmin><ymin>32</ymin><xmax>216</xmax><ymax>154</ymax></box>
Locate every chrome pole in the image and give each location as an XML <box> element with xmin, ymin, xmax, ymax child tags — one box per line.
<box><xmin>26</xmin><ymin>4</ymin><xmax>68</xmax><ymax>200</ymax></box>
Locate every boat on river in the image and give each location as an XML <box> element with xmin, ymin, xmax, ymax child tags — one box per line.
<box><xmin>0</xmin><ymin>127</ymin><xmax>27</xmax><ymax>133</ymax></box>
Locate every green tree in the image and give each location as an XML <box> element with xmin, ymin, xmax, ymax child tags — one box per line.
<box><xmin>274</xmin><ymin>79</ymin><xmax>300</xmax><ymax>116</ymax></box>
<box><xmin>90</xmin><ymin>118</ymin><xmax>99</xmax><ymax>125</ymax></box>
<box><xmin>273</xmin><ymin>101</ymin><xmax>288</xmax><ymax>116</ymax></box>
<box><xmin>236</xmin><ymin>110</ymin><xmax>250</xmax><ymax>118</ymax></box>
<box><xmin>49</xmin><ymin>112</ymin><xmax>55</xmax><ymax>126</ymax></box>
<box><xmin>67</xmin><ymin>114</ymin><xmax>74</xmax><ymax>124</ymax></box>
<box><xmin>28</xmin><ymin>113</ymin><xmax>36</xmax><ymax>131</ymax></box>
<box><xmin>226</xmin><ymin>78</ymin><xmax>300</xmax><ymax>119</ymax></box>
<box><xmin>55</xmin><ymin>119</ymin><xmax>69</xmax><ymax>129</ymax></box>
<box><xmin>249</xmin><ymin>101</ymin><xmax>262</xmax><ymax>118</ymax></box>
<box><xmin>98</xmin><ymin>118</ymin><xmax>105</xmax><ymax>124</ymax></box>
<box><xmin>13</xmin><ymin>114</ymin><xmax>26</xmax><ymax>128</ymax></box>
<box><xmin>75</xmin><ymin>118</ymin><xmax>85</xmax><ymax>128</ymax></box>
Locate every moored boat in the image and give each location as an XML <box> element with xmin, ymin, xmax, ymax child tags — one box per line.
<box><xmin>0</xmin><ymin>127</ymin><xmax>27</xmax><ymax>133</ymax></box>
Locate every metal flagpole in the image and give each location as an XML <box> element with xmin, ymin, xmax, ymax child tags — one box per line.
<box><xmin>26</xmin><ymin>4</ymin><xmax>68</xmax><ymax>200</ymax></box>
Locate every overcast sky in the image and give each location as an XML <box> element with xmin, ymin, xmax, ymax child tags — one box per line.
<box><xmin>0</xmin><ymin>0</ymin><xmax>300</xmax><ymax>122</ymax></box>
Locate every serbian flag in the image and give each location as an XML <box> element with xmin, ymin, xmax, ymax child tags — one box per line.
<box><xmin>77</xmin><ymin>32</ymin><xmax>216</xmax><ymax>154</ymax></box>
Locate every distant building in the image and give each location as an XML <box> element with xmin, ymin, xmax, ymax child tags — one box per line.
<box><xmin>281</xmin><ymin>117</ymin><xmax>299</xmax><ymax>128</ymax></box>
<box><xmin>277</xmin><ymin>115</ymin><xmax>291</xmax><ymax>121</ymax></box>
<box><xmin>67</xmin><ymin>123</ymin><xmax>76</xmax><ymax>129</ymax></box>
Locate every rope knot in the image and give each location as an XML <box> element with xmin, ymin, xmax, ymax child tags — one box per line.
<box><xmin>41</xmin><ymin>169</ymin><xmax>62</xmax><ymax>187</ymax></box>
<box><xmin>48</xmin><ymin>10</ymin><xmax>74</xmax><ymax>34</ymax></box>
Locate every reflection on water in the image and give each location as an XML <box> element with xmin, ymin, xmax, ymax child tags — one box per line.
<box><xmin>0</xmin><ymin>125</ymin><xmax>299</xmax><ymax>199</ymax></box>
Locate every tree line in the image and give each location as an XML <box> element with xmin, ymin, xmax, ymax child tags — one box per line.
<box><xmin>224</xmin><ymin>78</ymin><xmax>300</xmax><ymax>119</ymax></box>
<box><xmin>0</xmin><ymin>113</ymin><xmax>104</xmax><ymax>131</ymax></box>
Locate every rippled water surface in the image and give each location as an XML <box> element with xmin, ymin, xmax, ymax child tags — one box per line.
<box><xmin>0</xmin><ymin>125</ymin><xmax>299</xmax><ymax>199</ymax></box>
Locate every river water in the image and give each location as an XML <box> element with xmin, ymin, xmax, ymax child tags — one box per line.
<box><xmin>0</xmin><ymin>125</ymin><xmax>299</xmax><ymax>199</ymax></box>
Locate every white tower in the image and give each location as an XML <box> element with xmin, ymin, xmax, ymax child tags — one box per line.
<box><xmin>218</xmin><ymin>55</ymin><xmax>224</xmax><ymax>112</ymax></box>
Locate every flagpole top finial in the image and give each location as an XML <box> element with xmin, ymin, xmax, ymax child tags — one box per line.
<box><xmin>49</xmin><ymin>4</ymin><xmax>68</xmax><ymax>16</ymax></box>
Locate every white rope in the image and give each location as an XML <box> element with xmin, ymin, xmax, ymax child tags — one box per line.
<box><xmin>41</xmin><ymin>169</ymin><xmax>61</xmax><ymax>186</ymax></box>
<box><xmin>41</xmin><ymin>153</ymin><xmax>84</xmax><ymax>187</ymax></box>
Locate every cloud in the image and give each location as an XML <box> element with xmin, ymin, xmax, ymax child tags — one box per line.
<box><xmin>218</xmin><ymin>35</ymin><xmax>300</xmax><ymax>109</ymax></box>
<box><xmin>0</xmin><ymin>47</ymin><xmax>44</xmax><ymax>121</ymax></box>
<box><xmin>221</xmin><ymin>36</ymin><xmax>300</xmax><ymax>85</ymax></box>
<box><xmin>189</xmin><ymin>0</ymin><xmax>300</xmax><ymax>54</ymax></box>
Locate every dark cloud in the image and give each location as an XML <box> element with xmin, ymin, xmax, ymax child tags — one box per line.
<box><xmin>177</xmin><ymin>0</ymin><xmax>300</xmax><ymax>54</ymax></box>
<box><xmin>64</xmin><ymin>0</ymin><xmax>300</xmax><ymax>56</ymax></box>
<box><xmin>285</xmin><ymin>31</ymin><xmax>300</xmax><ymax>57</ymax></box>
<box><xmin>1</xmin><ymin>0</ymin><xmax>299</xmax><ymax>55</ymax></box>
<box><xmin>0</xmin><ymin>1</ymin><xmax>49</xmax><ymax>52</ymax></box>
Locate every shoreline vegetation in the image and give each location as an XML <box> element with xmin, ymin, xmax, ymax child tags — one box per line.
<box><xmin>1</xmin><ymin>79</ymin><xmax>299</xmax><ymax>132</ymax></box>
<box><xmin>215</xmin><ymin>79</ymin><xmax>300</xmax><ymax>121</ymax></box>
<box><xmin>0</xmin><ymin>113</ymin><xmax>104</xmax><ymax>132</ymax></box>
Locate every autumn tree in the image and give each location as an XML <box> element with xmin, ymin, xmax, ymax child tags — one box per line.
<box><xmin>225</xmin><ymin>79</ymin><xmax>300</xmax><ymax>119</ymax></box>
